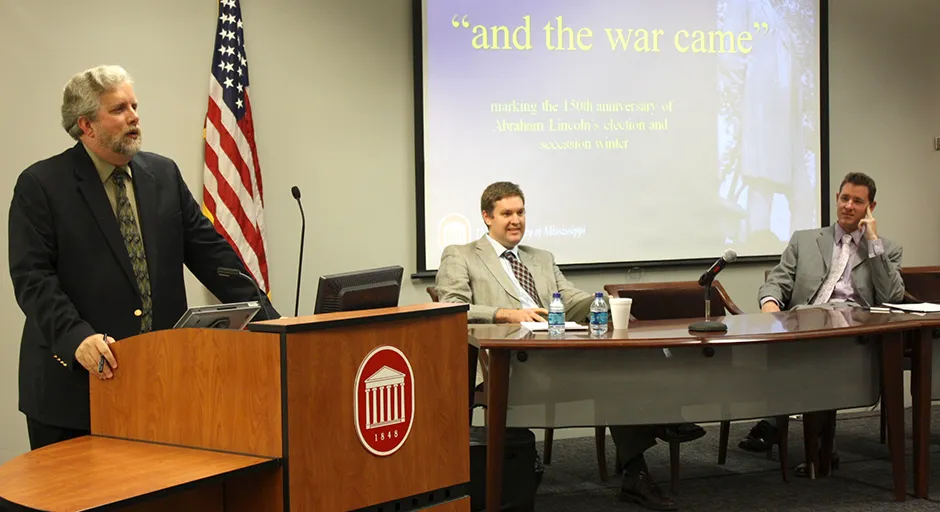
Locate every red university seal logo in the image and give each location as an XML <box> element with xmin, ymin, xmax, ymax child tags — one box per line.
<box><xmin>354</xmin><ymin>346</ymin><xmax>415</xmax><ymax>456</ymax></box>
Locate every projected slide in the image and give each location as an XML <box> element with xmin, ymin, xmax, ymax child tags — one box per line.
<box><xmin>418</xmin><ymin>0</ymin><xmax>822</xmax><ymax>271</ymax></box>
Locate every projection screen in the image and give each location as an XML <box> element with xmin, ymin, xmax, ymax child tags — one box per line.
<box><xmin>414</xmin><ymin>0</ymin><xmax>828</xmax><ymax>273</ymax></box>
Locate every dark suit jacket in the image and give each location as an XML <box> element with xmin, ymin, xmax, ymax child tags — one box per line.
<box><xmin>9</xmin><ymin>143</ymin><xmax>279</xmax><ymax>430</ymax></box>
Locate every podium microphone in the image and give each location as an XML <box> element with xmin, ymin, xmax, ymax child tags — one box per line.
<box><xmin>217</xmin><ymin>267</ymin><xmax>266</xmax><ymax>319</ymax></box>
<box><xmin>291</xmin><ymin>185</ymin><xmax>305</xmax><ymax>317</ymax></box>
<box><xmin>690</xmin><ymin>249</ymin><xmax>737</xmax><ymax>332</ymax></box>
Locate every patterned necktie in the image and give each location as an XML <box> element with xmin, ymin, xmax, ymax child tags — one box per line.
<box><xmin>502</xmin><ymin>250</ymin><xmax>543</xmax><ymax>308</ymax></box>
<box><xmin>813</xmin><ymin>234</ymin><xmax>854</xmax><ymax>306</ymax></box>
<box><xmin>111</xmin><ymin>168</ymin><xmax>153</xmax><ymax>332</ymax></box>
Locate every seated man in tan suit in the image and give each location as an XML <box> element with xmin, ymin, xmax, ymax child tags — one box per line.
<box><xmin>437</xmin><ymin>182</ymin><xmax>699</xmax><ymax>511</ymax></box>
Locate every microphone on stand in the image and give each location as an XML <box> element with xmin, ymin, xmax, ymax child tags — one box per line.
<box><xmin>217</xmin><ymin>267</ymin><xmax>266</xmax><ymax>320</ymax></box>
<box><xmin>689</xmin><ymin>249</ymin><xmax>737</xmax><ymax>333</ymax></box>
<box><xmin>291</xmin><ymin>186</ymin><xmax>305</xmax><ymax>317</ymax></box>
<box><xmin>697</xmin><ymin>249</ymin><xmax>737</xmax><ymax>287</ymax></box>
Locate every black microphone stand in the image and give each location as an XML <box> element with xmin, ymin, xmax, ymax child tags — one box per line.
<box><xmin>292</xmin><ymin>187</ymin><xmax>305</xmax><ymax>317</ymax></box>
<box><xmin>688</xmin><ymin>278</ymin><xmax>728</xmax><ymax>332</ymax></box>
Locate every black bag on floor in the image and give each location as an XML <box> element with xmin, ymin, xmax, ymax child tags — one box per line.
<box><xmin>469</xmin><ymin>423</ymin><xmax>544</xmax><ymax>511</ymax></box>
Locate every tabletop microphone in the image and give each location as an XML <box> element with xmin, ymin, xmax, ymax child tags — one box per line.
<box><xmin>291</xmin><ymin>186</ymin><xmax>305</xmax><ymax>317</ymax></box>
<box><xmin>217</xmin><ymin>267</ymin><xmax>266</xmax><ymax>319</ymax></box>
<box><xmin>697</xmin><ymin>249</ymin><xmax>737</xmax><ymax>287</ymax></box>
<box><xmin>690</xmin><ymin>249</ymin><xmax>737</xmax><ymax>333</ymax></box>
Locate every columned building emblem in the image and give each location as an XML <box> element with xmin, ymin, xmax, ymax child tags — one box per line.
<box><xmin>354</xmin><ymin>346</ymin><xmax>415</xmax><ymax>456</ymax></box>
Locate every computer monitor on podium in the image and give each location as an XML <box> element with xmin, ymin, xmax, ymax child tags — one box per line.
<box><xmin>313</xmin><ymin>265</ymin><xmax>404</xmax><ymax>314</ymax></box>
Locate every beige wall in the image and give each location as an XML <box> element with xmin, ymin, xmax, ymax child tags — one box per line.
<box><xmin>0</xmin><ymin>0</ymin><xmax>938</xmax><ymax>462</ymax></box>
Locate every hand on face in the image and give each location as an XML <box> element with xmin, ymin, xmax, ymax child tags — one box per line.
<box><xmin>858</xmin><ymin>205</ymin><xmax>878</xmax><ymax>240</ymax></box>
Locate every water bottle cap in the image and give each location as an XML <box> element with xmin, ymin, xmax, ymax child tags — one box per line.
<box><xmin>552</xmin><ymin>292</ymin><xmax>561</xmax><ymax>298</ymax></box>
<box><xmin>595</xmin><ymin>292</ymin><xmax>603</xmax><ymax>297</ymax></box>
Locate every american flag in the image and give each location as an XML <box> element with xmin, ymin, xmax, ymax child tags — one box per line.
<box><xmin>202</xmin><ymin>0</ymin><xmax>270</xmax><ymax>293</ymax></box>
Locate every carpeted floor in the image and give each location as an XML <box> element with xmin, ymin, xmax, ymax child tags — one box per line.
<box><xmin>532</xmin><ymin>407</ymin><xmax>940</xmax><ymax>511</ymax></box>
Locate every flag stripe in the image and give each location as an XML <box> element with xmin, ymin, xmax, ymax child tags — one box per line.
<box><xmin>208</xmin><ymin>78</ymin><xmax>261</xmax><ymax>197</ymax></box>
<box><xmin>240</xmin><ymin>93</ymin><xmax>264</xmax><ymax>204</ymax></box>
<box><xmin>204</xmin><ymin>119</ymin><xmax>268</xmax><ymax>290</ymax></box>
<box><xmin>206</xmin><ymin>101</ymin><xmax>254</xmax><ymax>197</ymax></box>
<box><xmin>201</xmin><ymin>160</ymin><xmax>250</xmax><ymax>272</ymax></box>
<box><xmin>203</xmin><ymin>143</ymin><xmax>265</xmax><ymax>282</ymax></box>
<box><xmin>205</xmin><ymin>98</ymin><xmax>261</xmax><ymax>225</ymax></box>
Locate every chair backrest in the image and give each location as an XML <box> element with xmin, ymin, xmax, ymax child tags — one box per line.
<box><xmin>900</xmin><ymin>266</ymin><xmax>940</xmax><ymax>303</ymax></box>
<box><xmin>426</xmin><ymin>286</ymin><xmax>440</xmax><ymax>302</ymax></box>
<box><xmin>602</xmin><ymin>280</ymin><xmax>743</xmax><ymax>320</ymax></box>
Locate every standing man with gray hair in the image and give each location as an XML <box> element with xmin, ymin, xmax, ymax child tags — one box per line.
<box><xmin>8</xmin><ymin>65</ymin><xmax>280</xmax><ymax>450</ymax></box>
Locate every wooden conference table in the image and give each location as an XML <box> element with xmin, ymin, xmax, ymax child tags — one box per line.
<box><xmin>470</xmin><ymin>307</ymin><xmax>940</xmax><ymax>512</ymax></box>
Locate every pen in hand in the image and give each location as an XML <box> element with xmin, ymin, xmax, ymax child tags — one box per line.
<box><xmin>98</xmin><ymin>334</ymin><xmax>108</xmax><ymax>373</ymax></box>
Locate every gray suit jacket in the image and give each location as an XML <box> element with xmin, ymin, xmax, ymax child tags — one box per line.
<box><xmin>435</xmin><ymin>236</ymin><xmax>595</xmax><ymax>323</ymax></box>
<box><xmin>758</xmin><ymin>225</ymin><xmax>905</xmax><ymax>309</ymax></box>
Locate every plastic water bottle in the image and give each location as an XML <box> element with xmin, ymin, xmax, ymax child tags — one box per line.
<box><xmin>548</xmin><ymin>292</ymin><xmax>565</xmax><ymax>336</ymax></box>
<box><xmin>589</xmin><ymin>292</ymin><xmax>609</xmax><ymax>336</ymax></box>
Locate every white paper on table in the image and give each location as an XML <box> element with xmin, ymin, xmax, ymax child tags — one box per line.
<box><xmin>520</xmin><ymin>321</ymin><xmax>589</xmax><ymax>331</ymax></box>
<box><xmin>883</xmin><ymin>302</ymin><xmax>940</xmax><ymax>313</ymax></box>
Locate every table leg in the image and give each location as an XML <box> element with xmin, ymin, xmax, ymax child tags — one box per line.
<box><xmin>485</xmin><ymin>349</ymin><xmax>511</xmax><ymax>512</ymax></box>
<box><xmin>820</xmin><ymin>410</ymin><xmax>836</xmax><ymax>477</ymax></box>
<box><xmin>882</xmin><ymin>332</ymin><xmax>907</xmax><ymax>501</ymax></box>
<box><xmin>911</xmin><ymin>328</ymin><xmax>932</xmax><ymax>499</ymax></box>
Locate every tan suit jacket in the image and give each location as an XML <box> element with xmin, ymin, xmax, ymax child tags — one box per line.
<box><xmin>435</xmin><ymin>236</ymin><xmax>595</xmax><ymax>323</ymax></box>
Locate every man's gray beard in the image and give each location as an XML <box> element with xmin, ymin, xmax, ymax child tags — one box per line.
<box><xmin>98</xmin><ymin>128</ymin><xmax>143</xmax><ymax>157</ymax></box>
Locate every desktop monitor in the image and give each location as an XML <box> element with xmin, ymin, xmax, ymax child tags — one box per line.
<box><xmin>313</xmin><ymin>265</ymin><xmax>404</xmax><ymax>314</ymax></box>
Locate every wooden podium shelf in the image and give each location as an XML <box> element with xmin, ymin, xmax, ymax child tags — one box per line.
<box><xmin>0</xmin><ymin>436</ymin><xmax>279</xmax><ymax>511</ymax></box>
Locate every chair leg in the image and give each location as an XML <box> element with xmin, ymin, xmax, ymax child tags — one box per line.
<box><xmin>595</xmin><ymin>427</ymin><xmax>609</xmax><ymax>482</ymax></box>
<box><xmin>879</xmin><ymin>371</ymin><xmax>887</xmax><ymax>444</ymax></box>
<box><xmin>669</xmin><ymin>441</ymin><xmax>680</xmax><ymax>493</ymax></box>
<box><xmin>880</xmin><ymin>406</ymin><xmax>887</xmax><ymax>444</ymax></box>
<box><xmin>776</xmin><ymin>415</ymin><xmax>789</xmax><ymax>483</ymax></box>
<box><xmin>717</xmin><ymin>420</ymin><xmax>730</xmax><ymax>465</ymax></box>
<box><xmin>543</xmin><ymin>428</ymin><xmax>554</xmax><ymax>465</ymax></box>
<box><xmin>802</xmin><ymin>412</ymin><xmax>820</xmax><ymax>480</ymax></box>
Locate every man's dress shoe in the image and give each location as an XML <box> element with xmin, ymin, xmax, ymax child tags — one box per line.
<box><xmin>738</xmin><ymin>420</ymin><xmax>779</xmax><ymax>452</ymax></box>
<box><xmin>656</xmin><ymin>423</ymin><xmax>706</xmax><ymax>443</ymax></box>
<box><xmin>795</xmin><ymin>451</ymin><xmax>840</xmax><ymax>477</ymax></box>
<box><xmin>619</xmin><ymin>470</ymin><xmax>678</xmax><ymax>511</ymax></box>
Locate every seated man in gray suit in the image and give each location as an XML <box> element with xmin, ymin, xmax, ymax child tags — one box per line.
<box><xmin>738</xmin><ymin>172</ymin><xmax>904</xmax><ymax>471</ymax></box>
<box><xmin>437</xmin><ymin>181</ymin><xmax>698</xmax><ymax>510</ymax></box>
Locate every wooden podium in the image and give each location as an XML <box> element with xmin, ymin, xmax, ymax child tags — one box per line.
<box><xmin>0</xmin><ymin>303</ymin><xmax>470</xmax><ymax>511</ymax></box>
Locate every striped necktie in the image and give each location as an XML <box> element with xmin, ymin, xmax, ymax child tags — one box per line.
<box><xmin>502</xmin><ymin>250</ymin><xmax>543</xmax><ymax>308</ymax></box>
